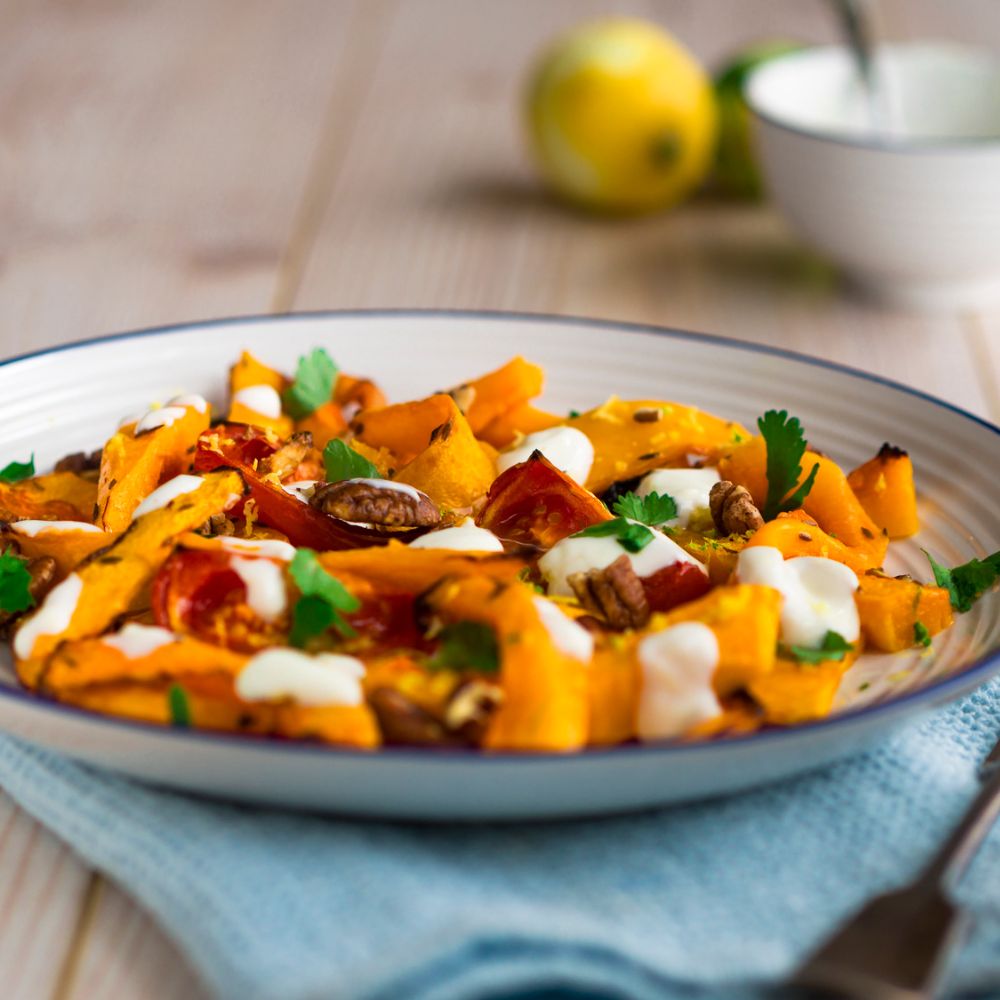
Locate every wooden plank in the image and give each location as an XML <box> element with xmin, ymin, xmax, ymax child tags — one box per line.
<box><xmin>0</xmin><ymin>794</ymin><xmax>92</xmax><ymax>1000</ymax></box>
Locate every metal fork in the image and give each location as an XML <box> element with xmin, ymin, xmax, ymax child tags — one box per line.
<box><xmin>786</xmin><ymin>733</ymin><xmax>1000</xmax><ymax>999</ymax></box>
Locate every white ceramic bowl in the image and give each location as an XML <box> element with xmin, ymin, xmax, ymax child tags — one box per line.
<box><xmin>746</xmin><ymin>44</ymin><xmax>1000</xmax><ymax>311</ymax></box>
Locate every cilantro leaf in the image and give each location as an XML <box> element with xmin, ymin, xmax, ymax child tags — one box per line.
<box><xmin>288</xmin><ymin>548</ymin><xmax>360</xmax><ymax>647</ymax></box>
<box><xmin>573</xmin><ymin>517</ymin><xmax>654</xmax><ymax>553</ymax></box>
<box><xmin>168</xmin><ymin>684</ymin><xmax>190</xmax><ymax>727</ymax></box>
<box><xmin>430</xmin><ymin>621</ymin><xmax>499</xmax><ymax>673</ymax></box>
<box><xmin>914</xmin><ymin>622</ymin><xmax>932</xmax><ymax>648</ymax></box>
<box><xmin>323</xmin><ymin>439</ymin><xmax>379</xmax><ymax>482</ymax></box>
<box><xmin>612</xmin><ymin>490</ymin><xmax>678</xmax><ymax>526</ymax></box>
<box><xmin>567</xmin><ymin>409</ymin><xmax>581</xmax><ymax>419</ymax></box>
<box><xmin>784</xmin><ymin>630</ymin><xmax>854</xmax><ymax>664</ymax></box>
<box><xmin>924</xmin><ymin>549</ymin><xmax>1000</xmax><ymax>613</ymax></box>
<box><xmin>0</xmin><ymin>455</ymin><xmax>35</xmax><ymax>484</ymax></box>
<box><xmin>757</xmin><ymin>410</ymin><xmax>820</xmax><ymax>521</ymax></box>
<box><xmin>0</xmin><ymin>550</ymin><xmax>35</xmax><ymax>614</ymax></box>
<box><xmin>283</xmin><ymin>348</ymin><xmax>338</xmax><ymax>420</ymax></box>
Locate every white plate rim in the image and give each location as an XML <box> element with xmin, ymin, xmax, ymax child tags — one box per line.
<box><xmin>3</xmin><ymin>306</ymin><xmax>999</xmax><ymax>764</ymax></box>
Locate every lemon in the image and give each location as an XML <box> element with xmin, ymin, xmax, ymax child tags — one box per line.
<box><xmin>713</xmin><ymin>40</ymin><xmax>803</xmax><ymax>199</ymax></box>
<box><xmin>525</xmin><ymin>18</ymin><xmax>716</xmax><ymax>214</ymax></box>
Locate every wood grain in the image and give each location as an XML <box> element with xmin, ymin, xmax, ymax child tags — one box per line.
<box><xmin>0</xmin><ymin>1</ymin><xmax>996</xmax><ymax>998</ymax></box>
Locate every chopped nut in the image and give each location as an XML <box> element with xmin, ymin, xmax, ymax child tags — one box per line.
<box><xmin>196</xmin><ymin>513</ymin><xmax>236</xmax><ymax>537</ymax></box>
<box><xmin>633</xmin><ymin>407</ymin><xmax>662</xmax><ymax>423</ymax></box>
<box><xmin>568</xmin><ymin>554</ymin><xmax>649</xmax><ymax>630</ymax></box>
<box><xmin>369</xmin><ymin>688</ymin><xmax>463</xmax><ymax>747</ymax></box>
<box><xmin>709</xmin><ymin>481</ymin><xmax>764</xmax><ymax>536</ymax></box>
<box><xmin>310</xmin><ymin>479</ymin><xmax>440</xmax><ymax>527</ymax></box>
<box><xmin>54</xmin><ymin>450</ymin><xmax>102</xmax><ymax>474</ymax></box>
<box><xmin>798</xmin><ymin>531</ymin><xmax>813</xmax><ymax>542</ymax></box>
<box><xmin>258</xmin><ymin>432</ymin><xmax>314</xmax><ymax>479</ymax></box>
<box><xmin>445</xmin><ymin>384</ymin><xmax>477</xmax><ymax>415</ymax></box>
<box><xmin>444</xmin><ymin>679</ymin><xmax>503</xmax><ymax>743</ymax></box>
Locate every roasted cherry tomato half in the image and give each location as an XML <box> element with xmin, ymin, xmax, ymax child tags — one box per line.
<box><xmin>477</xmin><ymin>451</ymin><xmax>610</xmax><ymax>549</ymax></box>
<box><xmin>641</xmin><ymin>561</ymin><xmax>713</xmax><ymax>614</ymax></box>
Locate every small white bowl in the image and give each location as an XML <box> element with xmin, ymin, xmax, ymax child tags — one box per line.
<box><xmin>746</xmin><ymin>44</ymin><xmax>1000</xmax><ymax>311</ymax></box>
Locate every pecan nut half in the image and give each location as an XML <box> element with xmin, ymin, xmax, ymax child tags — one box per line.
<box><xmin>444</xmin><ymin>679</ymin><xmax>503</xmax><ymax>744</ymax></box>
<box><xmin>54</xmin><ymin>449</ymin><xmax>102</xmax><ymax>474</ymax></box>
<box><xmin>568</xmin><ymin>554</ymin><xmax>650</xmax><ymax>630</ymax></box>
<box><xmin>709</xmin><ymin>481</ymin><xmax>764</xmax><ymax>536</ymax></box>
<box><xmin>369</xmin><ymin>688</ymin><xmax>464</xmax><ymax>747</ymax></box>
<box><xmin>310</xmin><ymin>479</ymin><xmax>440</xmax><ymax>527</ymax></box>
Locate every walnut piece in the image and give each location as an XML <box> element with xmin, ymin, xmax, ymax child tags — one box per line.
<box><xmin>310</xmin><ymin>479</ymin><xmax>440</xmax><ymax>527</ymax></box>
<box><xmin>709</xmin><ymin>481</ymin><xmax>764</xmax><ymax>535</ymax></box>
<box><xmin>568</xmin><ymin>554</ymin><xmax>650</xmax><ymax>630</ymax></box>
<box><xmin>258</xmin><ymin>431</ymin><xmax>314</xmax><ymax>479</ymax></box>
<box><xmin>196</xmin><ymin>513</ymin><xmax>236</xmax><ymax>537</ymax></box>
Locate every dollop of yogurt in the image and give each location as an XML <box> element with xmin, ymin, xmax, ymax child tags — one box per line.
<box><xmin>532</xmin><ymin>596</ymin><xmax>594</xmax><ymax>662</ymax></box>
<box><xmin>131</xmin><ymin>475</ymin><xmax>205</xmax><ymax>521</ymax></box>
<box><xmin>10</xmin><ymin>520</ymin><xmax>103</xmax><ymax>537</ymax></box>
<box><xmin>409</xmin><ymin>518</ymin><xmax>504</xmax><ymax>552</ymax></box>
<box><xmin>495</xmin><ymin>427</ymin><xmax>594</xmax><ymax>485</ymax></box>
<box><xmin>231</xmin><ymin>557</ymin><xmax>289</xmax><ymax>622</ymax></box>
<box><xmin>135</xmin><ymin>406</ymin><xmax>187</xmax><ymax>435</ymax></box>
<box><xmin>636</xmin><ymin>622</ymin><xmax>721</xmax><ymax>741</ymax></box>
<box><xmin>13</xmin><ymin>573</ymin><xmax>83</xmax><ymax>660</ymax></box>
<box><xmin>282</xmin><ymin>480</ymin><xmax>319</xmax><ymax>505</ymax></box>
<box><xmin>169</xmin><ymin>393</ymin><xmax>209</xmax><ymax>414</ymax></box>
<box><xmin>637</xmin><ymin>467</ymin><xmax>720</xmax><ymax>528</ymax></box>
<box><xmin>101</xmin><ymin>623</ymin><xmax>176</xmax><ymax>659</ymax></box>
<box><xmin>538</xmin><ymin>521</ymin><xmax>705</xmax><ymax>598</ymax></box>
<box><xmin>236</xmin><ymin>649</ymin><xmax>365</xmax><ymax>707</ymax></box>
<box><xmin>737</xmin><ymin>546</ymin><xmax>860</xmax><ymax>648</ymax></box>
<box><xmin>215</xmin><ymin>536</ymin><xmax>297</xmax><ymax>561</ymax></box>
<box><xmin>233</xmin><ymin>384</ymin><xmax>283</xmax><ymax>419</ymax></box>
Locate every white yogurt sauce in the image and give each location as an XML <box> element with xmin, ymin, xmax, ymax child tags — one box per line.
<box><xmin>135</xmin><ymin>406</ymin><xmax>187</xmax><ymax>435</ymax></box>
<box><xmin>408</xmin><ymin>518</ymin><xmax>504</xmax><ymax>552</ymax></box>
<box><xmin>231</xmin><ymin>557</ymin><xmax>289</xmax><ymax>622</ymax></box>
<box><xmin>13</xmin><ymin>573</ymin><xmax>83</xmax><ymax>660</ymax></box>
<box><xmin>216</xmin><ymin>537</ymin><xmax>297</xmax><ymax>561</ymax></box>
<box><xmin>282</xmin><ymin>480</ymin><xmax>319</xmax><ymax>504</ymax></box>
<box><xmin>236</xmin><ymin>649</ymin><xmax>365</xmax><ymax>707</ymax></box>
<box><xmin>538</xmin><ymin>521</ymin><xmax>705</xmax><ymax>598</ymax></box>
<box><xmin>10</xmin><ymin>520</ymin><xmax>103</xmax><ymax>537</ymax></box>
<box><xmin>737</xmin><ymin>546</ymin><xmax>860</xmax><ymax>648</ymax></box>
<box><xmin>495</xmin><ymin>427</ymin><xmax>595</xmax><ymax>485</ymax></box>
<box><xmin>637</xmin><ymin>467</ymin><xmax>721</xmax><ymax>528</ymax></box>
<box><xmin>636</xmin><ymin>622</ymin><xmax>721</xmax><ymax>741</ymax></box>
<box><xmin>101</xmin><ymin>623</ymin><xmax>176</xmax><ymax>658</ymax></box>
<box><xmin>169</xmin><ymin>393</ymin><xmax>209</xmax><ymax>414</ymax></box>
<box><xmin>233</xmin><ymin>384</ymin><xmax>282</xmax><ymax>419</ymax></box>
<box><xmin>532</xmin><ymin>596</ymin><xmax>594</xmax><ymax>663</ymax></box>
<box><xmin>343</xmin><ymin>478</ymin><xmax>423</xmax><ymax>501</ymax></box>
<box><xmin>130</xmin><ymin>475</ymin><xmax>205</xmax><ymax>521</ymax></box>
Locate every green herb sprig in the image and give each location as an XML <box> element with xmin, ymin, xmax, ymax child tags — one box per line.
<box><xmin>323</xmin><ymin>439</ymin><xmax>379</xmax><ymax>482</ymax></box>
<box><xmin>429</xmin><ymin>621</ymin><xmax>499</xmax><ymax>673</ymax></box>
<box><xmin>0</xmin><ymin>455</ymin><xmax>35</xmax><ymax>484</ymax></box>
<box><xmin>283</xmin><ymin>348</ymin><xmax>338</xmax><ymax>420</ymax></box>
<box><xmin>924</xmin><ymin>549</ymin><xmax>1000</xmax><ymax>613</ymax></box>
<box><xmin>782</xmin><ymin>630</ymin><xmax>854</xmax><ymax>664</ymax></box>
<box><xmin>757</xmin><ymin>410</ymin><xmax>819</xmax><ymax>521</ymax></box>
<box><xmin>612</xmin><ymin>490</ymin><xmax>677</xmax><ymax>526</ymax></box>
<box><xmin>573</xmin><ymin>518</ymin><xmax>654</xmax><ymax>554</ymax></box>
<box><xmin>0</xmin><ymin>549</ymin><xmax>35</xmax><ymax>614</ymax></box>
<box><xmin>288</xmin><ymin>548</ymin><xmax>360</xmax><ymax>647</ymax></box>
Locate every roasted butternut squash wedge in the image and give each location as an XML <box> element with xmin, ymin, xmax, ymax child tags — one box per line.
<box><xmin>747</xmin><ymin>653</ymin><xmax>856</xmax><ymax>725</ymax></box>
<box><xmin>6</xmin><ymin>525</ymin><xmax>119</xmax><ymax>577</ymax></box>
<box><xmin>0</xmin><ymin>472</ymin><xmax>97</xmax><ymax>523</ymax></box>
<box><xmin>478</xmin><ymin>403</ymin><xmax>561</xmax><ymax>449</ymax></box>
<box><xmin>847</xmin><ymin>444</ymin><xmax>919</xmax><ymax>539</ymax></box>
<box><xmin>855</xmin><ymin>574</ymin><xmax>953</xmax><ymax>652</ymax></box>
<box><xmin>97</xmin><ymin>402</ymin><xmax>210</xmax><ymax>530</ymax></box>
<box><xmin>462</xmin><ymin>356</ymin><xmax>545</xmax><ymax>435</ymax></box>
<box><xmin>352</xmin><ymin>394</ymin><xmax>455</xmax><ymax>465</ymax></box>
<box><xmin>587</xmin><ymin>644</ymin><xmax>639</xmax><ymax>746</ymax></box>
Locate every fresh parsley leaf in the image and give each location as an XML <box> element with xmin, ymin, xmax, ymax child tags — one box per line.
<box><xmin>784</xmin><ymin>630</ymin><xmax>854</xmax><ymax>664</ymax></box>
<box><xmin>612</xmin><ymin>490</ymin><xmax>678</xmax><ymax>526</ymax></box>
<box><xmin>323</xmin><ymin>439</ymin><xmax>378</xmax><ymax>482</ymax></box>
<box><xmin>430</xmin><ymin>621</ymin><xmax>499</xmax><ymax>673</ymax></box>
<box><xmin>168</xmin><ymin>684</ymin><xmax>190</xmax><ymax>727</ymax></box>
<box><xmin>924</xmin><ymin>549</ymin><xmax>1000</xmax><ymax>613</ymax></box>
<box><xmin>914</xmin><ymin>621</ymin><xmax>932</xmax><ymax>648</ymax></box>
<box><xmin>757</xmin><ymin>410</ymin><xmax>820</xmax><ymax>521</ymax></box>
<box><xmin>288</xmin><ymin>548</ymin><xmax>360</xmax><ymax>647</ymax></box>
<box><xmin>0</xmin><ymin>455</ymin><xmax>35</xmax><ymax>484</ymax></box>
<box><xmin>283</xmin><ymin>348</ymin><xmax>338</xmax><ymax>420</ymax></box>
<box><xmin>573</xmin><ymin>517</ymin><xmax>654</xmax><ymax>553</ymax></box>
<box><xmin>0</xmin><ymin>550</ymin><xmax>34</xmax><ymax>614</ymax></box>
<box><xmin>567</xmin><ymin>409</ymin><xmax>581</xmax><ymax>419</ymax></box>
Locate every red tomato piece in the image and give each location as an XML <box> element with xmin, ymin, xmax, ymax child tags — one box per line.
<box><xmin>477</xmin><ymin>452</ymin><xmax>610</xmax><ymax>549</ymax></box>
<box><xmin>641</xmin><ymin>562</ymin><xmax>713</xmax><ymax>614</ymax></box>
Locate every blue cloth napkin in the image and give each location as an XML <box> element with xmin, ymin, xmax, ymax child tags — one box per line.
<box><xmin>3</xmin><ymin>682</ymin><xmax>1000</xmax><ymax>1000</ymax></box>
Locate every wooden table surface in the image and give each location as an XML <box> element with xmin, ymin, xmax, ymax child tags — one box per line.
<box><xmin>2</xmin><ymin>1</ymin><xmax>999</xmax><ymax>996</ymax></box>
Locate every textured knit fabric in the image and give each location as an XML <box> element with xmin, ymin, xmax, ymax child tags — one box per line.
<box><xmin>3</xmin><ymin>682</ymin><xmax>1000</xmax><ymax>1000</ymax></box>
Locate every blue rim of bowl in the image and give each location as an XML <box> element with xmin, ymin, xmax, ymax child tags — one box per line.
<box><xmin>744</xmin><ymin>44</ymin><xmax>1000</xmax><ymax>155</ymax></box>
<box><xmin>1</xmin><ymin>307</ymin><xmax>998</xmax><ymax>764</ymax></box>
